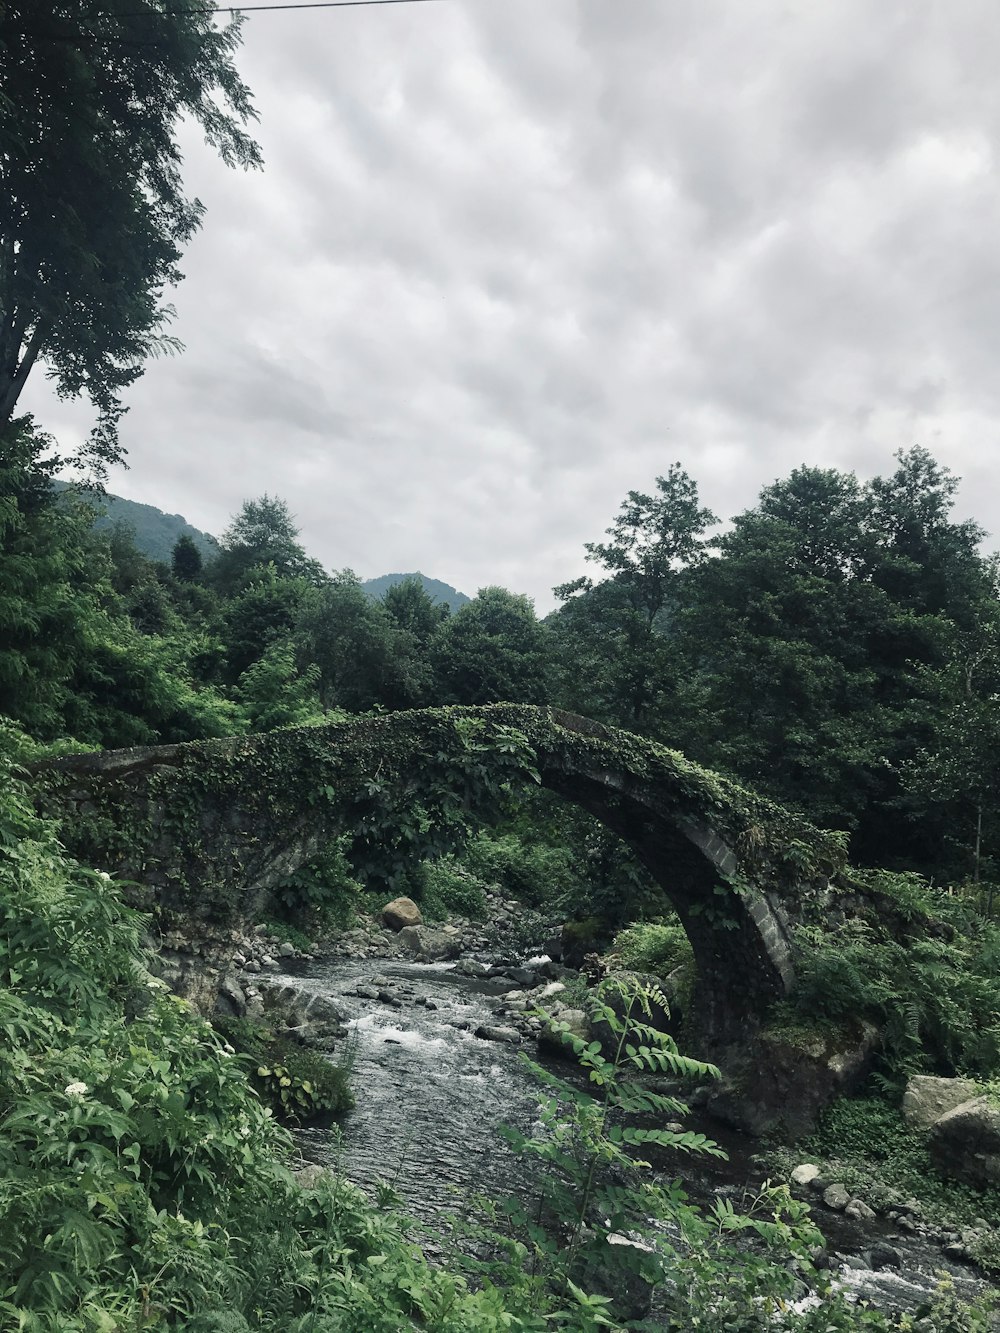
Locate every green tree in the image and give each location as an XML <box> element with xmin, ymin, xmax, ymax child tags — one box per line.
<box><xmin>296</xmin><ymin>571</ymin><xmax>433</xmax><ymax>712</ymax></box>
<box><xmin>219</xmin><ymin>566</ymin><xmax>315</xmax><ymax>682</ymax></box>
<box><xmin>237</xmin><ymin>643</ymin><xmax>322</xmax><ymax>732</ymax></box>
<box><xmin>902</xmin><ymin>573</ymin><xmax>1000</xmax><ymax>897</ymax></box>
<box><xmin>0</xmin><ymin>417</ymin><xmax>93</xmax><ymax>734</ymax></box>
<box><xmin>0</xmin><ymin>0</ymin><xmax>260</xmax><ymax>473</ymax></box>
<box><xmin>677</xmin><ymin>456</ymin><xmax>994</xmax><ymax>872</ymax></box>
<box><xmin>382</xmin><ymin>574</ymin><xmax>448</xmax><ymax>645</ymax></box>
<box><xmin>433</xmin><ymin>586</ymin><xmax>552</xmax><ymax>706</ymax></box>
<box><xmin>211</xmin><ymin>495</ymin><xmax>326</xmax><ymax>595</ymax></box>
<box><xmin>552</xmin><ymin>465</ymin><xmax>716</xmax><ymax>730</ymax></box>
<box><xmin>172</xmin><ymin>533</ymin><xmax>203</xmax><ymax>582</ymax></box>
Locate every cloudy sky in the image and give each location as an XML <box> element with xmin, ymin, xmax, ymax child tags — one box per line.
<box><xmin>26</xmin><ymin>0</ymin><xmax>1000</xmax><ymax>610</ymax></box>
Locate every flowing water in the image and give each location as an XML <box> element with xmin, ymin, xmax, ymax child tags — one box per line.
<box><xmin>276</xmin><ymin>956</ymin><xmax>995</xmax><ymax>1320</ymax></box>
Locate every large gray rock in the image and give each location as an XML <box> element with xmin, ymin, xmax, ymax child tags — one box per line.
<box><xmin>538</xmin><ymin>1008</ymin><xmax>590</xmax><ymax>1058</ymax></box>
<box><xmin>382</xmin><ymin>896</ymin><xmax>423</xmax><ymax>931</ymax></box>
<box><xmin>475</xmin><ymin>1025</ymin><xmax>521</xmax><ymax>1044</ymax></box>
<box><xmin>396</xmin><ymin>925</ymin><xmax>461</xmax><ymax>963</ymax></box>
<box><xmin>258</xmin><ymin>980</ymin><xmax>348</xmax><ymax>1040</ymax></box>
<box><xmin>928</xmin><ymin>1096</ymin><xmax>1000</xmax><ymax>1188</ymax></box>
<box><xmin>902</xmin><ymin>1075</ymin><xmax>979</xmax><ymax>1131</ymax></box>
<box><xmin>705</xmin><ymin>1022</ymin><xmax>879</xmax><ymax>1139</ymax></box>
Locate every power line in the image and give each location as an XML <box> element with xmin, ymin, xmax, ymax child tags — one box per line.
<box><xmin>1</xmin><ymin>0</ymin><xmax>443</xmax><ymax>44</ymax></box>
<box><xmin>90</xmin><ymin>0</ymin><xmax>443</xmax><ymax>14</ymax></box>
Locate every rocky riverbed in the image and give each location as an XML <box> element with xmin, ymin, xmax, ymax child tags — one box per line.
<box><xmin>147</xmin><ymin>896</ymin><xmax>999</xmax><ymax>1322</ymax></box>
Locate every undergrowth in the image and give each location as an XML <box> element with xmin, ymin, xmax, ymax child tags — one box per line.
<box><xmin>211</xmin><ymin>1016</ymin><xmax>354</xmax><ymax>1123</ymax></box>
<box><xmin>800</xmin><ymin>1095</ymin><xmax>1000</xmax><ymax>1235</ymax></box>
<box><xmin>790</xmin><ymin>871</ymin><xmax>1000</xmax><ymax>1086</ymax></box>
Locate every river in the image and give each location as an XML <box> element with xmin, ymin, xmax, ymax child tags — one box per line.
<box><xmin>277</xmin><ymin>955</ymin><xmax>993</xmax><ymax>1322</ymax></box>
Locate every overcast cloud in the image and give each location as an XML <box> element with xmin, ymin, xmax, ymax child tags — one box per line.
<box><xmin>25</xmin><ymin>0</ymin><xmax>1000</xmax><ymax>609</ymax></box>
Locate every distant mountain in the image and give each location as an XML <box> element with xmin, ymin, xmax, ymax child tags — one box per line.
<box><xmin>362</xmin><ymin>572</ymin><xmax>470</xmax><ymax>611</ymax></box>
<box><xmin>54</xmin><ymin>483</ymin><xmax>218</xmax><ymax>564</ymax></box>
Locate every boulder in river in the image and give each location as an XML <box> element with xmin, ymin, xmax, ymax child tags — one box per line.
<box><xmin>382</xmin><ymin>896</ymin><xmax>423</xmax><ymax>931</ymax></box>
<box><xmin>901</xmin><ymin>1074</ymin><xmax>980</xmax><ymax>1130</ymax></box>
<box><xmin>397</xmin><ymin>925</ymin><xmax>461</xmax><ymax>963</ymax></box>
<box><xmin>928</xmin><ymin>1095</ymin><xmax>1000</xmax><ymax>1188</ymax></box>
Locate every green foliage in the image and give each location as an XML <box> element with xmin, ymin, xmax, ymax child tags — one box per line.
<box><xmin>553</xmin><ymin>463</ymin><xmax>716</xmax><ymax>732</ymax></box>
<box><xmin>411</xmin><ymin>856</ymin><xmax>488</xmax><ymax>922</ymax></box>
<box><xmin>297</xmin><ymin>569</ymin><xmax>436</xmax><ymax>712</ymax></box>
<box><xmin>789</xmin><ymin>871</ymin><xmax>1000</xmax><ymax>1082</ymax></box>
<box><xmin>0</xmin><ymin>0</ymin><xmax>260</xmax><ymax>470</ymax></box>
<box><xmin>801</xmin><ymin>1095</ymin><xmax>1000</xmax><ymax>1238</ymax></box>
<box><xmin>236</xmin><ymin>643</ymin><xmax>323</xmax><ymax>731</ymax></box>
<box><xmin>606</xmin><ymin>917</ymin><xmax>694</xmax><ymax>980</ymax></box>
<box><xmin>272</xmin><ymin>836</ymin><xmax>369</xmax><ymax>931</ymax></box>
<box><xmin>491</xmin><ymin>979</ymin><xmax>912</xmax><ymax>1330</ymax></box>
<box><xmin>212</xmin><ymin>1017</ymin><xmax>353</xmax><ymax>1123</ymax></box>
<box><xmin>0</xmin><ymin>743</ymin><xmax>563</xmax><ymax>1331</ymax></box>
<box><xmin>433</xmin><ymin>586</ymin><xmax>554</xmax><ymax>706</ymax></box>
<box><xmin>458</xmin><ymin>828</ymin><xmax>577</xmax><ymax>909</ymax></box>
<box><xmin>210</xmin><ymin>495</ymin><xmax>326</xmax><ymax>596</ymax></box>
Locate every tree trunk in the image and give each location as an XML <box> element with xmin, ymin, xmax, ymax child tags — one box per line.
<box><xmin>0</xmin><ymin>320</ymin><xmax>47</xmax><ymax>433</ymax></box>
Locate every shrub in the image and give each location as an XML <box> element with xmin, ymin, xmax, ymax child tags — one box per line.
<box><xmin>790</xmin><ymin>871</ymin><xmax>1000</xmax><ymax>1083</ymax></box>
<box><xmin>271</xmin><ymin>835</ymin><xmax>370</xmax><ymax>930</ymax></box>
<box><xmin>459</xmin><ymin>830</ymin><xmax>576</xmax><ymax>909</ymax></box>
<box><xmin>606</xmin><ymin>917</ymin><xmax>694</xmax><ymax>980</ymax></box>
<box><xmin>212</xmin><ymin>1016</ymin><xmax>354</xmax><ymax>1123</ymax></box>
<box><xmin>413</xmin><ymin>856</ymin><xmax>488</xmax><ymax>921</ymax></box>
<box><xmin>802</xmin><ymin>1094</ymin><xmax>1000</xmax><ymax>1230</ymax></box>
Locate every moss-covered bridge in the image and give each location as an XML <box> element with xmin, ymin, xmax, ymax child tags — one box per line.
<box><xmin>31</xmin><ymin>705</ymin><xmax>847</xmax><ymax>1044</ymax></box>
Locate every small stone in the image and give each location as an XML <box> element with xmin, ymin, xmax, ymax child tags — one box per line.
<box><xmin>790</xmin><ymin>1164</ymin><xmax>822</xmax><ymax>1187</ymax></box>
<box><xmin>844</xmin><ymin>1199</ymin><xmax>876</xmax><ymax>1221</ymax></box>
<box><xmin>475</xmin><ymin>1025</ymin><xmax>521</xmax><ymax>1044</ymax></box>
<box><xmin>278</xmin><ymin>942</ymin><xmax>295</xmax><ymax>958</ymax></box>
<box><xmin>243</xmin><ymin>960</ymin><xmax>261</xmax><ymax>973</ymax></box>
<box><xmin>823</xmin><ymin>1184</ymin><xmax>850</xmax><ymax>1211</ymax></box>
<box><xmin>260</xmin><ymin>955</ymin><xmax>274</xmax><ymax>967</ymax></box>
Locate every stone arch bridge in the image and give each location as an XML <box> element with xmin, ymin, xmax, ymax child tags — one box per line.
<box><xmin>31</xmin><ymin>705</ymin><xmax>846</xmax><ymax>1046</ymax></box>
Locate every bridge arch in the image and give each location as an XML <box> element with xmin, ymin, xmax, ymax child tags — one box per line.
<box><xmin>30</xmin><ymin>705</ymin><xmax>844</xmax><ymax>1046</ymax></box>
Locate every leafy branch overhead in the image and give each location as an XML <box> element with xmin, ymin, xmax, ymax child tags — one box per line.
<box><xmin>0</xmin><ymin>1</ymin><xmax>261</xmax><ymax>475</ymax></box>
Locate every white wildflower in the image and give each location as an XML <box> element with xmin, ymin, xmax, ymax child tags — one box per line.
<box><xmin>64</xmin><ymin>1081</ymin><xmax>88</xmax><ymax>1096</ymax></box>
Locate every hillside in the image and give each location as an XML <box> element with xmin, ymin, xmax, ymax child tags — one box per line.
<box><xmin>361</xmin><ymin>571</ymin><xmax>470</xmax><ymax>610</ymax></box>
<box><xmin>55</xmin><ymin>482</ymin><xmax>217</xmax><ymax>564</ymax></box>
